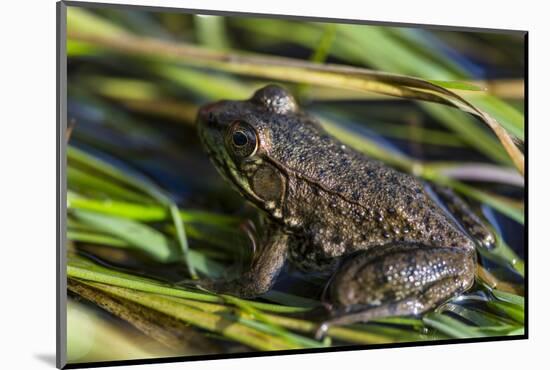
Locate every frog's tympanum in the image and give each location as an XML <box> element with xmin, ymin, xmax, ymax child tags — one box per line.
<box><xmin>196</xmin><ymin>85</ymin><xmax>494</xmax><ymax>329</ymax></box>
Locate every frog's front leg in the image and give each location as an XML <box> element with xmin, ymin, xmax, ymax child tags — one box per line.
<box><xmin>317</xmin><ymin>243</ymin><xmax>475</xmax><ymax>337</ymax></box>
<box><xmin>192</xmin><ymin>226</ymin><xmax>289</xmax><ymax>298</ymax></box>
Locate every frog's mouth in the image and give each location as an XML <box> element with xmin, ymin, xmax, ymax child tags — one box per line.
<box><xmin>196</xmin><ymin>106</ymin><xmax>254</xmax><ymax>197</ymax></box>
<box><xmin>197</xmin><ymin>102</ymin><xmax>228</xmax><ymax>163</ymax></box>
<box><xmin>197</xmin><ymin>106</ymin><xmax>276</xmax><ymax>213</ymax></box>
<box><xmin>197</xmin><ymin>115</ymin><xmax>231</xmax><ymax>184</ymax></box>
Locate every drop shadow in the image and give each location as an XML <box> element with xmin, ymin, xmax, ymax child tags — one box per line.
<box><xmin>34</xmin><ymin>353</ymin><xmax>57</xmax><ymax>367</ymax></box>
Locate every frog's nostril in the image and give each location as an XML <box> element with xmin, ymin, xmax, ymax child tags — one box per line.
<box><xmin>198</xmin><ymin>102</ymin><xmax>222</xmax><ymax>123</ymax></box>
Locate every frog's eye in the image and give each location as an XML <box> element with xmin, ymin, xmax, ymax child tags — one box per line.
<box><xmin>232</xmin><ymin>131</ymin><xmax>248</xmax><ymax>147</ymax></box>
<box><xmin>226</xmin><ymin>121</ymin><xmax>258</xmax><ymax>158</ymax></box>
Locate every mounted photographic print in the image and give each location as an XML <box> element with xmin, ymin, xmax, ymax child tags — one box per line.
<box><xmin>56</xmin><ymin>1</ymin><xmax>527</xmax><ymax>368</ymax></box>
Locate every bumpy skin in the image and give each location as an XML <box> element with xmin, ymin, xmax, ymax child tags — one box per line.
<box><xmin>196</xmin><ymin>85</ymin><xmax>490</xmax><ymax>325</ymax></box>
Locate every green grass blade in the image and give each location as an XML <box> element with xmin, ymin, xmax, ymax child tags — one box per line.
<box><xmin>67</xmin><ymin>230</ymin><xmax>131</xmax><ymax>248</ymax></box>
<box><xmin>491</xmin><ymin>289</ymin><xmax>525</xmax><ymax>307</ymax></box>
<box><xmin>86</xmin><ymin>281</ymin><xmax>302</xmax><ymax>351</ymax></box>
<box><xmin>67</xmin><ymin>192</ymin><xmax>240</xmax><ymax>226</ymax></box>
<box><xmin>69</xmin><ymin>146</ymin><xmax>195</xmax><ymax>276</ymax></box>
<box><xmin>487</xmin><ymin>301</ymin><xmax>524</xmax><ymax>323</ymax></box>
<box><xmin>428</xmin><ymin>80</ymin><xmax>484</xmax><ymax>91</ymax></box>
<box><xmin>420</xmin><ymin>103</ymin><xmax>511</xmax><ymax>165</ymax></box>
<box><xmin>221</xmin><ymin>294</ymin><xmax>323</xmax><ymax>348</ymax></box>
<box><xmin>194</xmin><ymin>15</ymin><xmax>230</xmax><ymax>49</ymax></box>
<box><xmin>423</xmin><ymin>313</ymin><xmax>485</xmax><ymax>338</ymax></box>
<box><xmin>72</xmin><ymin>210</ymin><xmax>176</xmax><ymax>263</ymax></box>
<box><xmin>68</xmin><ymin>167</ymin><xmax>150</xmax><ymax>203</ymax></box>
<box><xmin>438</xmin><ymin>303</ymin><xmax>515</xmax><ymax>326</ymax></box>
<box><xmin>470</xmin><ymin>95</ymin><xmax>524</xmax><ymax>140</ymax></box>
<box><xmin>67</xmin><ymin>255</ymin><xmax>309</xmax><ymax>313</ymax></box>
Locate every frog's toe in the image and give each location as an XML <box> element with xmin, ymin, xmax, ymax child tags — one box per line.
<box><xmin>174</xmin><ymin>278</ymin><xmax>198</xmax><ymax>287</ymax></box>
<box><xmin>479</xmin><ymin>232</ymin><xmax>496</xmax><ymax>250</ymax></box>
<box><xmin>316</xmin><ymin>303</ymin><xmax>401</xmax><ymax>336</ymax></box>
<box><xmin>174</xmin><ymin>278</ymin><xmax>215</xmax><ymax>293</ymax></box>
<box><xmin>314</xmin><ymin>322</ymin><xmax>331</xmax><ymax>341</ymax></box>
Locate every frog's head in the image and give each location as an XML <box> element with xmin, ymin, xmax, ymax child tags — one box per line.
<box><xmin>196</xmin><ymin>85</ymin><xmax>299</xmax><ymax>220</ymax></box>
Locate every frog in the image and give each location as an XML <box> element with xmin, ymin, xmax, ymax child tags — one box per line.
<box><xmin>194</xmin><ymin>84</ymin><xmax>494</xmax><ymax>330</ymax></box>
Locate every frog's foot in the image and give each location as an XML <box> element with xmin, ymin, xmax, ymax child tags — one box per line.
<box><xmin>239</xmin><ymin>219</ymin><xmax>259</xmax><ymax>257</ymax></box>
<box><xmin>316</xmin><ymin>244</ymin><xmax>475</xmax><ymax>339</ymax></box>
<box><xmin>429</xmin><ymin>184</ymin><xmax>496</xmax><ymax>250</ymax></box>
<box><xmin>315</xmin><ymin>277</ymin><xmax>465</xmax><ymax>340</ymax></box>
<box><xmin>174</xmin><ymin>277</ymin><xmax>258</xmax><ymax>297</ymax></box>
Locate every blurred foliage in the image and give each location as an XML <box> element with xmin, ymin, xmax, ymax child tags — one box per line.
<box><xmin>64</xmin><ymin>5</ymin><xmax>525</xmax><ymax>364</ymax></box>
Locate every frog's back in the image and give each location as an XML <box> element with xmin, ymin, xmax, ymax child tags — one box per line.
<box><xmin>268</xmin><ymin>112</ymin><xmax>426</xmax><ymax>212</ymax></box>
<box><xmin>268</xmin><ymin>113</ymin><xmax>471</xmax><ymax>262</ymax></box>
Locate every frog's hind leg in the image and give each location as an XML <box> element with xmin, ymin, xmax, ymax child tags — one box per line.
<box><xmin>316</xmin><ymin>244</ymin><xmax>475</xmax><ymax>338</ymax></box>
<box><xmin>429</xmin><ymin>184</ymin><xmax>495</xmax><ymax>249</ymax></box>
